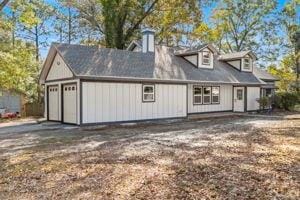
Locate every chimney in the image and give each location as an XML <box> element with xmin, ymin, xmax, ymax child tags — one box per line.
<box><xmin>142</xmin><ymin>28</ymin><xmax>155</xmax><ymax>53</ymax></box>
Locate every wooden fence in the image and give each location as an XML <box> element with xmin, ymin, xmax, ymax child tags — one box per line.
<box><xmin>24</xmin><ymin>102</ymin><xmax>44</xmax><ymax>117</ymax></box>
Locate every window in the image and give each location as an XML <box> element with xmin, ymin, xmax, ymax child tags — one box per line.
<box><xmin>143</xmin><ymin>85</ymin><xmax>155</xmax><ymax>102</ymax></box>
<box><xmin>193</xmin><ymin>86</ymin><xmax>202</xmax><ymax>104</ymax></box>
<box><xmin>243</xmin><ymin>58</ymin><xmax>250</xmax><ymax>70</ymax></box>
<box><xmin>202</xmin><ymin>51</ymin><xmax>210</xmax><ymax>65</ymax></box>
<box><xmin>212</xmin><ymin>87</ymin><xmax>220</xmax><ymax>104</ymax></box>
<box><xmin>0</xmin><ymin>91</ymin><xmax>2</xmax><ymax>96</ymax></box>
<box><xmin>203</xmin><ymin>87</ymin><xmax>211</xmax><ymax>104</ymax></box>
<box><xmin>237</xmin><ymin>89</ymin><xmax>243</xmax><ymax>100</ymax></box>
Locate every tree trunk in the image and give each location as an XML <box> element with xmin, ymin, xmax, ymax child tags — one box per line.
<box><xmin>35</xmin><ymin>25</ymin><xmax>39</xmax><ymax>62</ymax></box>
<box><xmin>11</xmin><ymin>11</ymin><xmax>15</xmax><ymax>46</ymax></box>
<box><xmin>68</xmin><ymin>7</ymin><xmax>71</xmax><ymax>44</ymax></box>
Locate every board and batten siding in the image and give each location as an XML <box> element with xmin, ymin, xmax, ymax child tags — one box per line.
<box><xmin>247</xmin><ymin>87</ymin><xmax>260</xmax><ymax>111</ymax></box>
<box><xmin>46</xmin><ymin>53</ymin><xmax>73</xmax><ymax>81</ymax></box>
<box><xmin>188</xmin><ymin>84</ymin><xmax>233</xmax><ymax>113</ymax></box>
<box><xmin>82</xmin><ymin>82</ymin><xmax>187</xmax><ymax>124</ymax></box>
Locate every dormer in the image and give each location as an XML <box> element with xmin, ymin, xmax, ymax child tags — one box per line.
<box><xmin>175</xmin><ymin>44</ymin><xmax>218</xmax><ymax>69</ymax></box>
<box><xmin>218</xmin><ymin>51</ymin><xmax>257</xmax><ymax>72</ymax></box>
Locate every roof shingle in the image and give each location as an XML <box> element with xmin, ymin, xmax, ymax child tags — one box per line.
<box><xmin>52</xmin><ymin>43</ymin><xmax>262</xmax><ymax>85</ymax></box>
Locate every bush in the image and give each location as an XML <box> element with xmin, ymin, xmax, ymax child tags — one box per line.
<box><xmin>257</xmin><ymin>96</ymin><xmax>270</xmax><ymax>110</ymax></box>
<box><xmin>274</xmin><ymin>92</ymin><xmax>300</xmax><ymax>111</ymax></box>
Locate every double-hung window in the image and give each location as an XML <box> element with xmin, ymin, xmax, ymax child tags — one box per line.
<box><xmin>202</xmin><ymin>51</ymin><xmax>210</xmax><ymax>65</ymax></box>
<box><xmin>142</xmin><ymin>84</ymin><xmax>155</xmax><ymax>102</ymax></box>
<box><xmin>193</xmin><ymin>86</ymin><xmax>202</xmax><ymax>104</ymax></box>
<box><xmin>203</xmin><ymin>87</ymin><xmax>211</xmax><ymax>104</ymax></box>
<box><xmin>212</xmin><ymin>87</ymin><xmax>220</xmax><ymax>104</ymax></box>
<box><xmin>243</xmin><ymin>58</ymin><xmax>250</xmax><ymax>70</ymax></box>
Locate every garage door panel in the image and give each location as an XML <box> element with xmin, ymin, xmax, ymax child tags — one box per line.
<box><xmin>48</xmin><ymin>86</ymin><xmax>59</xmax><ymax>121</ymax></box>
<box><xmin>63</xmin><ymin>84</ymin><xmax>77</xmax><ymax>124</ymax></box>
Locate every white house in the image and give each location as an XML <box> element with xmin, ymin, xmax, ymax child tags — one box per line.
<box><xmin>39</xmin><ymin>29</ymin><xmax>277</xmax><ymax>125</ymax></box>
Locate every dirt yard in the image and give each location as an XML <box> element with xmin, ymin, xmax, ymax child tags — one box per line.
<box><xmin>0</xmin><ymin>114</ymin><xmax>299</xmax><ymax>199</ymax></box>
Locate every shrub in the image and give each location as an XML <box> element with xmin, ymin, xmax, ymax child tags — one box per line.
<box><xmin>257</xmin><ymin>96</ymin><xmax>270</xmax><ymax>110</ymax></box>
<box><xmin>274</xmin><ymin>92</ymin><xmax>300</xmax><ymax>111</ymax></box>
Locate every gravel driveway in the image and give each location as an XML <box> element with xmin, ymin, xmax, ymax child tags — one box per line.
<box><xmin>0</xmin><ymin>114</ymin><xmax>299</xmax><ymax>199</ymax></box>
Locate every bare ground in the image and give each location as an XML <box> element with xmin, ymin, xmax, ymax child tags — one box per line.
<box><xmin>0</xmin><ymin>114</ymin><xmax>299</xmax><ymax>200</ymax></box>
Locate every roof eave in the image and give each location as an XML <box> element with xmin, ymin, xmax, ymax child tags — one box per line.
<box><xmin>77</xmin><ymin>75</ymin><xmax>263</xmax><ymax>86</ymax></box>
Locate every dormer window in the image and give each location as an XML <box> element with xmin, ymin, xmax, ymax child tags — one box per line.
<box><xmin>244</xmin><ymin>58</ymin><xmax>250</xmax><ymax>70</ymax></box>
<box><xmin>202</xmin><ymin>51</ymin><xmax>210</xmax><ymax>65</ymax></box>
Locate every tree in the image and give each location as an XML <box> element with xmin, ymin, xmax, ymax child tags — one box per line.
<box><xmin>69</xmin><ymin>0</ymin><xmax>211</xmax><ymax>49</ymax></box>
<box><xmin>16</xmin><ymin>0</ymin><xmax>54</xmax><ymax>61</ymax></box>
<box><xmin>68</xmin><ymin>0</ymin><xmax>159</xmax><ymax>49</ymax></box>
<box><xmin>53</xmin><ymin>1</ymin><xmax>80</xmax><ymax>44</ymax></box>
<box><xmin>280</xmin><ymin>0</ymin><xmax>300</xmax><ymax>91</ymax></box>
<box><xmin>0</xmin><ymin>39</ymin><xmax>39</xmax><ymax>99</ymax></box>
<box><xmin>198</xmin><ymin>0</ymin><xmax>281</xmax><ymax>62</ymax></box>
<box><xmin>144</xmin><ymin>0</ymin><xmax>204</xmax><ymax>47</ymax></box>
<box><xmin>268</xmin><ymin>54</ymin><xmax>297</xmax><ymax>92</ymax></box>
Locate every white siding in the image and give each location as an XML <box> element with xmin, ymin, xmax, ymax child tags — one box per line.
<box><xmin>198</xmin><ymin>47</ymin><xmax>214</xmax><ymax>69</ymax></box>
<box><xmin>227</xmin><ymin>60</ymin><xmax>241</xmax><ymax>70</ymax></box>
<box><xmin>184</xmin><ymin>55</ymin><xmax>197</xmax><ymax>66</ymax></box>
<box><xmin>188</xmin><ymin>84</ymin><xmax>232</xmax><ymax>113</ymax></box>
<box><xmin>247</xmin><ymin>87</ymin><xmax>260</xmax><ymax>111</ymax></box>
<box><xmin>82</xmin><ymin>82</ymin><xmax>187</xmax><ymax>124</ymax></box>
<box><xmin>46</xmin><ymin>53</ymin><xmax>73</xmax><ymax>81</ymax></box>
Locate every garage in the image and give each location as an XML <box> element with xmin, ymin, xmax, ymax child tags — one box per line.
<box><xmin>47</xmin><ymin>85</ymin><xmax>59</xmax><ymax>121</ymax></box>
<box><xmin>62</xmin><ymin>83</ymin><xmax>77</xmax><ymax>124</ymax></box>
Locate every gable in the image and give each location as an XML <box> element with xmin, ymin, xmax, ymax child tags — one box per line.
<box><xmin>46</xmin><ymin>53</ymin><xmax>73</xmax><ymax>81</ymax></box>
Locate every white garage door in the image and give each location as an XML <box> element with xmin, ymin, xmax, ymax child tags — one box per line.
<box><xmin>63</xmin><ymin>84</ymin><xmax>77</xmax><ymax>124</ymax></box>
<box><xmin>48</xmin><ymin>85</ymin><xmax>59</xmax><ymax>121</ymax></box>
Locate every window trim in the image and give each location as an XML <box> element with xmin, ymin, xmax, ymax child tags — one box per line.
<box><xmin>202</xmin><ymin>51</ymin><xmax>211</xmax><ymax>65</ymax></box>
<box><xmin>193</xmin><ymin>85</ymin><xmax>221</xmax><ymax>105</ymax></box>
<box><xmin>211</xmin><ymin>86</ymin><xmax>220</xmax><ymax>104</ymax></box>
<box><xmin>142</xmin><ymin>84</ymin><xmax>155</xmax><ymax>103</ymax></box>
<box><xmin>203</xmin><ymin>86</ymin><xmax>212</xmax><ymax>104</ymax></box>
<box><xmin>243</xmin><ymin>58</ymin><xmax>250</xmax><ymax>70</ymax></box>
<box><xmin>193</xmin><ymin>85</ymin><xmax>203</xmax><ymax>105</ymax></box>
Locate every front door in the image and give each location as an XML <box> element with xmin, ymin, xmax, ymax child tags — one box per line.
<box><xmin>62</xmin><ymin>84</ymin><xmax>77</xmax><ymax>124</ymax></box>
<box><xmin>233</xmin><ymin>87</ymin><xmax>245</xmax><ymax>112</ymax></box>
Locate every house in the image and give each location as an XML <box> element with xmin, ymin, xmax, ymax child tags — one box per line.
<box><xmin>0</xmin><ymin>89</ymin><xmax>24</xmax><ymax>116</ymax></box>
<box><xmin>39</xmin><ymin>29</ymin><xmax>277</xmax><ymax>125</ymax></box>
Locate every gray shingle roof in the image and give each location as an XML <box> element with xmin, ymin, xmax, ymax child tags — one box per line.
<box><xmin>253</xmin><ymin>66</ymin><xmax>278</xmax><ymax>81</ymax></box>
<box><xmin>218</xmin><ymin>51</ymin><xmax>255</xmax><ymax>60</ymax></box>
<box><xmin>53</xmin><ymin>43</ymin><xmax>262</xmax><ymax>84</ymax></box>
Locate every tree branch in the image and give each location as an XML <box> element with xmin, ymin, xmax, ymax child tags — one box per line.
<box><xmin>124</xmin><ymin>0</ymin><xmax>158</xmax><ymax>41</ymax></box>
<box><xmin>0</xmin><ymin>0</ymin><xmax>9</xmax><ymax>11</ymax></box>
